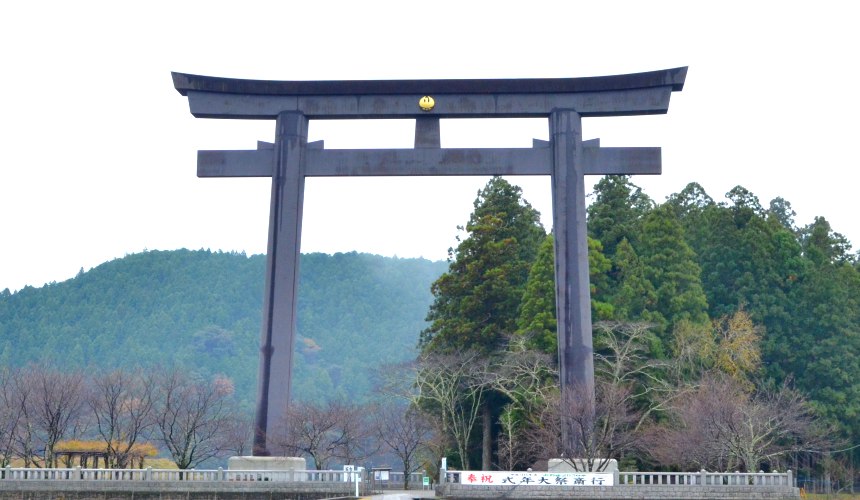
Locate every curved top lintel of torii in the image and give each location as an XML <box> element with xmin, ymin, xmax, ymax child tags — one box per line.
<box><xmin>172</xmin><ymin>67</ymin><xmax>688</xmax><ymax>119</ymax></box>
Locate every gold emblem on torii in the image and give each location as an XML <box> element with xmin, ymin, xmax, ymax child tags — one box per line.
<box><xmin>419</xmin><ymin>96</ymin><xmax>435</xmax><ymax>111</ymax></box>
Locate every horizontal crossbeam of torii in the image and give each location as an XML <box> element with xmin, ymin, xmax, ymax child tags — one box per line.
<box><xmin>173</xmin><ymin>67</ymin><xmax>687</xmax><ymax>456</ymax></box>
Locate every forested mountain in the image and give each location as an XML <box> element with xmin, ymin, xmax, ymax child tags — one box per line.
<box><xmin>0</xmin><ymin>250</ymin><xmax>446</xmax><ymax>409</ymax></box>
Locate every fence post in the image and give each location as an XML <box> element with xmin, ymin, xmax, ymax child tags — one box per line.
<box><xmin>787</xmin><ymin>469</ymin><xmax>794</xmax><ymax>487</ymax></box>
<box><xmin>700</xmin><ymin>469</ymin><xmax>707</xmax><ymax>486</ymax></box>
<box><xmin>354</xmin><ymin>470</ymin><xmax>360</xmax><ymax>498</ymax></box>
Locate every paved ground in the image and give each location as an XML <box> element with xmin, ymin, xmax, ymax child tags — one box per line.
<box><xmin>361</xmin><ymin>489</ymin><xmax>436</xmax><ymax>499</ymax></box>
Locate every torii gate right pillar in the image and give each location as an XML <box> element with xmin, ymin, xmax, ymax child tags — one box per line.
<box><xmin>551</xmin><ymin>109</ymin><xmax>595</xmax><ymax>414</ymax></box>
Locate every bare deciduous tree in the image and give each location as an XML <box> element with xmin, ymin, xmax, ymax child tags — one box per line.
<box><xmin>28</xmin><ymin>365</ymin><xmax>87</xmax><ymax>467</ymax></box>
<box><xmin>152</xmin><ymin>367</ymin><xmax>236</xmax><ymax>469</ymax></box>
<box><xmin>221</xmin><ymin>413</ymin><xmax>254</xmax><ymax>458</ymax></box>
<box><xmin>8</xmin><ymin>368</ymin><xmax>39</xmax><ymax>467</ymax></box>
<box><xmin>276</xmin><ymin>400</ymin><xmax>373</xmax><ymax>470</ymax></box>
<box><xmin>491</xmin><ymin>335</ymin><xmax>556</xmax><ymax>417</ymax></box>
<box><xmin>89</xmin><ymin>368</ymin><xmax>155</xmax><ymax>468</ymax></box>
<box><xmin>372</xmin><ymin>403</ymin><xmax>432</xmax><ymax>489</ymax></box>
<box><xmin>0</xmin><ymin>368</ymin><xmax>24</xmax><ymax>467</ymax></box>
<box><xmin>495</xmin><ymin>407</ymin><xmax>527</xmax><ymax>471</ymax></box>
<box><xmin>521</xmin><ymin>380</ymin><xmax>640</xmax><ymax>472</ymax></box>
<box><xmin>594</xmin><ymin>321</ymin><xmax>680</xmax><ymax>429</ymax></box>
<box><xmin>412</xmin><ymin>351</ymin><xmax>489</xmax><ymax>470</ymax></box>
<box><xmin>490</xmin><ymin>335</ymin><xmax>556</xmax><ymax>470</ymax></box>
<box><xmin>642</xmin><ymin>373</ymin><xmax>829</xmax><ymax>472</ymax></box>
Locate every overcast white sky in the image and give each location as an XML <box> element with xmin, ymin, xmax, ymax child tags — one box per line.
<box><xmin>1</xmin><ymin>1</ymin><xmax>858</xmax><ymax>293</ymax></box>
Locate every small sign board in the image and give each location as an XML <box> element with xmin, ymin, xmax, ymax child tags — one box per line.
<box><xmin>423</xmin><ymin>476</ymin><xmax>430</xmax><ymax>487</ymax></box>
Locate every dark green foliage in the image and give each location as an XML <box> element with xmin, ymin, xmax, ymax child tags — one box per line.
<box><xmin>662</xmin><ymin>186</ymin><xmax>860</xmax><ymax>443</ymax></box>
<box><xmin>587</xmin><ymin>175</ymin><xmax>654</xmax><ymax>257</ymax></box>
<box><xmin>609</xmin><ymin>238</ymin><xmax>658</xmax><ymax>323</ymax></box>
<box><xmin>637</xmin><ymin>204</ymin><xmax>709</xmax><ymax>335</ymax></box>
<box><xmin>764</xmin><ymin>218</ymin><xmax>860</xmax><ymax>436</ymax></box>
<box><xmin>688</xmin><ymin>187</ymin><xmax>803</xmax><ymax>322</ymax></box>
<box><xmin>516</xmin><ymin>234</ymin><xmax>613</xmax><ymax>355</ymax></box>
<box><xmin>779</xmin><ymin>260</ymin><xmax>860</xmax><ymax>431</ymax></box>
<box><xmin>0</xmin><ymin>249</ymin><xmax>445</xmax><ymax>408</ymax></box>
<box><xmin>516</xmin><ymin>235</ymin><xmax>557</xmax><ymax>354</ymax></box>
<box><xmin>800</xmin><ymin>216</ymin><xmax>856</xmax><ymax>266</ymax></box>
<box><xmin>588</xmin><ymin>237</ymin><xmax>615</xmax><ymax>321</ymax></box>
<box><xmin>767</xmin><ymin>196</ymin><xmax>798</xmax><ymax>233</ymax></box>
<box><xmin>420</xmin><ymin>177</ymin><xmax>546</xmax><ymax>354</ymax></box>
<box><xmin>664</xmin><ymin>182</ymin><xmax>715</xmax><ymax>221</ymax></box>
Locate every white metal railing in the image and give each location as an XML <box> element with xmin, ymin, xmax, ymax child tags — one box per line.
<box><xmin>371</xmin><ymin>471</ymin><xmax>427</xmax><ymax>490</ymax></box>
<box><xmin>1</xmin><ymin>466</ymin><xmax>362</xmax><ymax>484</ymax></box>
<box><xmin>5</xmin><ymin>467</ymin><xmax>794</xmax><ymax>489</ymax></box>
<box><xmin>617</xmin><ymin>470</ymin><xmax>793</xmax><ymax>487</ymax></box>
<box><xmin>442</xmin><ymin>469</ymin><xmax>794</xmax><ymax>488</ymax></box>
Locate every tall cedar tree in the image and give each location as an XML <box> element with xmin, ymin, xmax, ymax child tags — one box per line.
<box><xmin>609</xmin><ymin>238</ymin><xmax>659</xmax><ymax>323</ymax></box>
<box><xmin>586</xmin><ymin>176</ymin><xmax>654</xmax><ymax>311</ymax></box>
<box><xmin>516</xmin><ymin>235</ymin><xmax>558</xmax><ymax>354</ymax></box>
<box><xmin>774</xmin><ymin>217</ymin><xmax>860</xmax><ymax>437</ymax></box>
<box><xmin>586</xmin><ymin>175</ymin><xmax>654</xmax><ymax>258</ymax></box>
<box><xmin>517</xmin><ymin>234</ymin><xmax>613</xmax><ymax>356</ymax></box>
<box><xmin>637</xmin><ymin>204</ymin><xmax>709</xmax><ymax>339</ymax></box>
<box><xmin>420</xmin><ymin>177</ymin><xmax>545</xmax><ymax>353</ymax></box>
<box><xmin>419</xmin><ymin>177</ymin><xmax>545</xmax><ymax>469</ymax></box>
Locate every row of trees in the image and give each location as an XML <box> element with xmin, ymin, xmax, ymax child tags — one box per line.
<box><xmin>272</xmin><ymin>400</ymin><xmax>434</xmax><ymax>489</ymax></box>
<box><xmin>0</xmin><ymin>363</ymin><xmax>436</xmax><ymax>488</ymax></box>
<box><xmin>413</xmin><ymin>176</ymin><xmax>857</xmax><ymax>477</ymax></box>
<box><xmin>411</xmin><ymin>321</ymin><xmax>826</xmax><ymax>474</ymax></box>
<box><xmin>0</xmin><ymin>364</ymin><xmax>242</xmax><ymax>469</ymax></box>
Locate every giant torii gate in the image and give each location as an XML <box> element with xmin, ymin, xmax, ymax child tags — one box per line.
<box><xmin>173</xmin><ymin>67</ymin><xmax>687</xmax><ymax>455</ymax></box>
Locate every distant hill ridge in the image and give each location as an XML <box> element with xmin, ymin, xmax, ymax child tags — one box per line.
<box><xmin>0</xmin><ymin>249</ymin><xmax>446</xmax><ymax>407</ymax></box>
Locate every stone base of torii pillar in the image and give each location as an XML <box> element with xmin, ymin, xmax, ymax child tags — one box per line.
<box><xmin>228</xmin><ymin>456</ymin><xmax>307</xmax><ymax>479</ymax></box>
<box><xmin>548</xmin><ymin>458</ymin><xmax>618</xmax><ymax>473</ymax></box>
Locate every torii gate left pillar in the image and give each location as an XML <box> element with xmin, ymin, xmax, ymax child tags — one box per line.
<box><xmin>173</xmin><ymin>67</ymin><xmax>687</xmax><ymax>455</ymax></box>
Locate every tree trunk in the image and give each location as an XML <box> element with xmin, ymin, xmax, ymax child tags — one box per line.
<box><xmin>482</xmin><ymin>403</ymin><xmax>492</xmax><ymax>470</ymax></box>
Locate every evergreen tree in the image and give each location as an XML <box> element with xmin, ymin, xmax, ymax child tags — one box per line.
<box><xmin>610</xmin><ymin>238</ymin><xmax>658</xmax><ymax>323</ymax></box>
<box><xmin>664</xmin><ymin>182</ymin><xmax>715</xmax><ymax>252</ymax></box>
<box><xmin>587</xmin><ymin>175</ymin><xmax>654</xmax><ymax>258</ymax></box>
<box><xmin>588</xmin><ymin>237</ymin><xmax>615</xmax><ymax>321</ymax></box>
<box><xmin>767</xmin><ymin>196</ymin><xmax>798</xmax><ymax>233</ymax></box>
<box><xmin>637</xmin><ymin>204</ymin><xmax>709</xmax><ymax>338</ymax></box>
<box><xmin>781</xmin><ymin>255</ymin><xmax>860</xmax><ymax>436</ymax></box>
<box><xmin>765</xmin><ymin>216</ymin><xmax>860</xmax><ymax>439</ymax></box>
<box><xmin>692</xmin><ymin>187</ymin><xmax>802</xmax><ymax>321</ymax></box>
<box><xmin>419</xmin><ymin>176</ymin><xmax>545</xmax><ymax>469</ymax></box>
<box><xmin>800</xmin><ymin>216</ymin><xmax>855</xmax><ymax>266</ymax></box>
<box><xmin>420</xmin><ymin>177</ymin><xmax>546</xmax><ymax>354</ymax></box>
<box><xmin>516</xmin><ymin>234</ymin><xmax>613</xmax><ymax>355</ymax></box>
<box><xmin>516</xmin><ymin>235</ymin><xmax>557</xmax><ymax>354</ymax></box>
<box><xmin>664</xmin><ymin>182</ymin><xmax>715</xmax><ymax>219</ymax></box>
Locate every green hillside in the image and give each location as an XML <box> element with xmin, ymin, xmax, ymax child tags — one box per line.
<box><xmin>0</xmin><ymin>250</ymin><xmax>446</xmax><ymax>408</ymax></box>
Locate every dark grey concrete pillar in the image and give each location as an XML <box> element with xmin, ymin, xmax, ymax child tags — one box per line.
<box><xmin>253</xmin><ymin>111</ymin><xmax>308</xmax><ymax>456</ymax></box>
<box><xmin>550</xmin><ymin>109</ymin><xmax>595</xmax><ymax>449</ymax></box>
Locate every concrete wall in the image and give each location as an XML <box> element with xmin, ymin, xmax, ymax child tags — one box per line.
<box><xmin>0</xmin><ymin>480</ymin><xmax>357</xmax><ymax>500</ymax></box>
<box><xmin>437</xmin><ymin>483</ymin><xmax>801</xmax><ymax>499</ymax></box>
